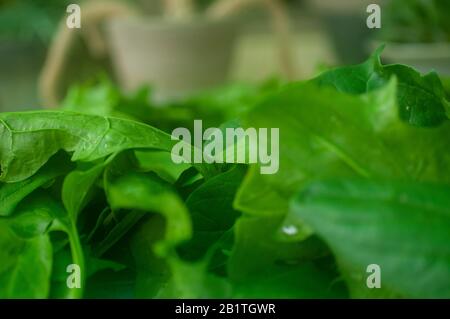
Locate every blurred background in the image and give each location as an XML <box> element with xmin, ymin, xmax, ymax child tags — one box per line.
<box><xmin>0</xmin><ymin>0</ymin><xmax>448</xmax><ymax>112</ymax></box>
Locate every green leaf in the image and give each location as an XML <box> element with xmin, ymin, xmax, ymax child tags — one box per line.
<box><xmin>129</xmin><ymin>216</ymin><xmax>170</xmax><ymax>298</ymax></box>
<box><xmin>236</xmin><ymin>74</ymin><xmax>450</xmax><ymax>222</ymax></box>
<box><xmin>51</xmin><ymin>246</ymin><xmax>125</xmax><ymax>281</ymax></box>
<box><xmin>178</xmin><ymin>165</ymin><xmax>245</xmax><ymax>261</ymax></box>
<box><xmin>0</xmin><ymin>220</ymin><xmax>52</xmax><ymax>298</ymax></box>
<box><xmin>129</xmin><ymin>167</ymin><xmax>247</xmax><ymax>298</ymax></box>
<box><xmin>228</xmin><ymin>216</ymin><xmax>346</xmax><ymax>298</ymax></box>
<box><xmin>158</xmin><ymin>257</ymin><xmax>232</xmax><ymax>298</ymax></box>
<box><xmin>6</xmin><ymin>191</ymin><xmax>87</xmax><ymax>298</ymax></box>
<box><xmin>62</xmin><ymin>77</ymin><xmax>121</xmax><ymax>117</ymax></box>
<box><xmin>291</xmin><ymin>179</ymin><xmax>450</xmax><ymax>298</ymax></box>
<box><xmin>8</xmin><ymin>193</ymin><xmax>62</xmax><ymax>239</ymax></box>
<box><xmin>381</xmin><ymin>0</ymin><xmax>450</xmax><ymax>43</ymax></box>
<box><xmin>232</xmin><ymin>262</ymin><xmax>346</xmax><ymax>299</ymax></box>
<box><xmin>314</xmin><ymin>46</ymin><xmax>387</xmax><ymax>94</ymax></box>
<box><xmin>93</xmin><ymin>210</ymin><xmax>145</xmax><ymax>257</ymax></box>
<box><xmin>134</xmin><ymin>150</ymin><xmax>191</xmax><ymax>184</ymax></box>
<box><xmin>314</xmin><ymin>45</ymin><xmax>449</xmax><ymax>126</ymax></box>
<box><xmin>50</xmin><ymin>245</ymin><xmax>127</xmax><ymax>298</ymax></box>
<box><xmin>0</xmin><ymin>152</ymin><xmax>72</xmax><ymax>216</ymax></box>
<box><xmin>105</xmin><ymin>172</ymin><xmax>192</xmax><ymax>254</ymax></box>
<box><xmin>0</xmin><ymin>111</ymin><xmax>176</xmax><ymax>183</ymax></box>
<box><xmin>235</xmin><ymin>80</ymin><xmax>405</xmax><ymax>217</ymax></box>
<box><xmin>62</xmin><ymin>156</ymin><xmax>115</xmax><ymax>222</ymax></box>
<box><xmin>377</xmin><ymin>120</ymin><xmax>450</xmax><ymax>184</ymax></box>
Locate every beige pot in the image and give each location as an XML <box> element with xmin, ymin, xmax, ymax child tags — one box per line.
<box><xmin>105</xmin><ymin>17</ymin><xmax>239</xmax><ymax>102</ymax></box>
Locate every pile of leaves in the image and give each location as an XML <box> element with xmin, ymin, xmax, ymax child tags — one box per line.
<box><xmin>1</xmin><ymin>47</ymin><xmax>450</xmax><ymax>298</ymax></box>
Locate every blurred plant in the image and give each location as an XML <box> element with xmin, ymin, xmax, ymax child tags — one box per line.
<box><xmin>161</xmin><ymin>0</ymin><xmax>295</xmax><ymax>16</ymax></box>
<box><xmin>381</xmin><ymin>0</ymin><xmax>450</xmax><ymax>43</ymax></box>
<box><xmin>61</xmin><ymin>74</ymin><xmax>283</xmax><ymax>132</ymax></box>
<box><xmin>0</xmin><ymin>0</ymin><xmax>72</xmax><ymax>43</ymax></box>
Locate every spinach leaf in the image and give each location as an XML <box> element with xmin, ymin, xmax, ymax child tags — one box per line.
<box><xmin>105</xmin><ymin>172</ymin><xmax>192</xmax><ymax>254</ymax></box>
<box><xmin>0</xmin><ymin>111</ymin><xmax>176</xmax><ymax>183</ymax></box>
<box><xmin>235</xmin><ymin>75</ymin><xmax>450</xmax><ymax>223</ymax></box>
<box><xmin>93</xmin><ymin>210</ymin><xmax>145</xmax><ymax>257</ymax></box>
<box><xmin>62</xmin><ymin>156</ymin><xmax>115</xmax><ymax>222</ymax></box>
<box><xmin>235</xmin><ymin>79</ymin><xmax>404</xmax><ymax>217</ymax></box>
<box><xmin>134</xmin><ymin>150</ymin><xmax>191</xmax><ymax>184</ymax></box>
<box><xmin>228</xmin><ymin>215</ymin><xmax>346</xmax><ymax>298</ymax></box>
<box><xmin>314</xmin><ymin>45</ymin><xmax>450</xmax><ymax>126</ymax></box>
<box><xmin>178</xmin><ymin>165</ymin><xmax>245</xmax><ymax>261</ymax></box>
<box><xmin>0</xmin><ymin>220</ymin><xmax>52</xmax><ymax>298</ymax></box>
<box><xmin>290</xmin><ymin>179</ymin><xmax>450</xmax><ymax>298</ymax></box>
<box><xmin>0</xmin><ymin>152</ymin><xmax>72</xmax><ymax>216</ymax></box>
<box><xmin>6</xmin><ymin>191</ymin><xmax>85</xmax><ymax>298</ymax></box>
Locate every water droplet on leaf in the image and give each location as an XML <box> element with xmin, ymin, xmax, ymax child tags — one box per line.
<box><xmin>282</xmin><ymin>225</ymin><xmax>298</xmax><ymax>236</ymax></box>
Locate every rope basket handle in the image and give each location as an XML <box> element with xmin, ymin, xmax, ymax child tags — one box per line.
<box><xmin>38</xmin><ymin>0</ymin><xmax>135</xmax><ymax>108</ymax></box>
<box><xmin>206</xmin><ymin>0</ymin><xmax>296</xmax><ymax>80</ymax></box>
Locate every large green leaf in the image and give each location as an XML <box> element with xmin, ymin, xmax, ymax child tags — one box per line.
<box><xmin>0</xmin><ymin>220</ymin><xmax>52</xmax><ymax>298</ymax></box>
<box><xmin>178</xmin><ymin>165</ymin><xmax>245</xmax><ymax>261</ymax></box>
<box><xmin>105</xmin><ymin>172</ymin><xmax>192</xmax><ymax>254</ymax></box>
<box><xmin>228</xmin><ymin>216</ymin><xmax>346</xmax><ymax>298</ymax></box>
<box><xmin>92</xmin><ymin>210</ymin><xmax>145</xmax><ymax>257</ymax></box>
<box><xmin>62</xmin><ymin>156</ymin><xmax>115</xmax><ymax>222</ymax></box>
<box><xmin>0</xmin><ymin>111</ymin><xmax>176</xmax><ymax>183</ymax></box>
<box><xmin>0</xmin><ymin>152</ymin><xmax>72</xmax><ymax>216</ymax></box>
<box><xmin>6</xmin><ymin>192</ymin><xmax>86</xmax><ymax>298</ymax></box>
<box><xmin>314</xmin><ymin>45</ymin><xmax>450</xmax><ymax>126</ymax></box>
<box><xmin>235</xmin><ymin>76</ymin><xmax>450</xmax><ymax>222</ymax></box>
<box><xmin>235</xmin><ymin>80</ymin><xmax>404</xmax><ymax>218</ymax></box>
<box><xmin>51</xmin><ymin>244</ymin><xmax>127</xmax><ymax>299</ymax></box>
<box><xmin>157</xmin><ymin>257</ymin><xmax>232</xmax><ymax>298</ymax></box>
<box><xmin>291</xmin><ymin>179</ymin><xmax>450</xmax><ymax>298</ymax></box>
<box><xmin>134</xmin><ymin>150</ymin><xmax>191</xmax><ymax>184</ymax></box>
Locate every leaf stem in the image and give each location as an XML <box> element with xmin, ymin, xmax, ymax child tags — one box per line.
<box><xmin>67</xmin><ymin>223</ymin><xmax>85</xmax><ymax>299</ymax></box>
